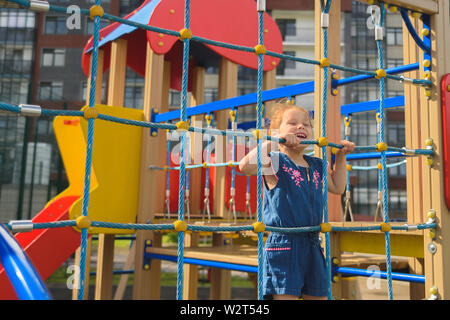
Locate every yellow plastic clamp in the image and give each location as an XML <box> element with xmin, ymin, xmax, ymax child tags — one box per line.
<box><xmin>205</xmin><ymin>114</ymin><xmax>212</xmax><ymax>126</ymax></box>
<box><xmin>427</xmin><ymin>210</ymin><xmax>436</xmax><ymax>219</ymax></box>
<box><xmin>331</xmin><ymin>147</ymin><xmax>338</xmax><ymax>155</ymax></box>
<box><xmin>422</xmin><ymin>29</ymin><xmax>430</xmax><ymax>37</ymax></box>
<box><xmin>344</xmin><ymin>115</ymin><xmax>352</xmax><ymax>127</ymax></box>
<box><xmin>429</xmin><ymin>229</ymin><xmax>436</xmax><ymax>239</ymax></box>
<box><xmin>319</xmin><ymin>58</ymin><xmax>330</xmax><ymax>68</ymax></box>
<box><xmin>229</xmin><ymin>110</ymin><xmax>236</xmax><ymax>122</ymax></box>
<box><xmin>411</xmin><ymin>12</ymin><xmax>421</xmax><ymax>19</ymax></box>
<box><xmin>76</xmin><ymin>216</ymin><xmax>91</xmax><ymax>229</ymax></box>
<box><xmin>179</xmin><ymin>28</ymin><xmax>193</xmax><ymax>41</ymax></box>
<box><xmin>174</xmin><ymin>220</ymin><xmax>188</xmax><ymax>232</ymax></box>
<box><xmin>375</xmin><ymin>69</ymin><xmax>387</xmax><ymax>79</ymax></box>
<box><xmin>253</xmin><ymin>129</ymin><xmax>264</xmax><ymax>140</ymax></box>
<box><xmin>423</xmin><ymin>59</ymin><xmax>431</xmax><ymax>68</ymax></box>
<box><xmin>346</xmin><ymin>164</ymin><xmax>352</xmax><ymax>171</ymax></box>
<box><xmin>380</xmin><ymin>222</ymin><xmax>391</xmax><ymax>232</ymax></box>
<box><xmin>89</xmin><ymin>5</ymin><xmax>104</xmax><ymax>19</ymax></box>
<box><xmin>332</xmin><ymin>258</ymin><xmax>340</xmax><ymax>265</ymax></box>
<box><xmin>254</xmin><ymin>44</ymin><xmax>266</xmax><ymax>55</ymax></box>
<box><xmin>376</xmin><ymin>142</ymin><xmax>388</xmax><ymax>152</ymax></box>
<box><xmin>430</xmin><ymin>286</ymin><xmax>438</xmax><ymax>295</ymax></box>
<box><xmin>252</xmin><ymin>222</ymin><xmax>266</xmax><ymax>233</ymax></box>
<box><xmin>424</xmin><ymin>89</ymin><xmax>432</xmax><ymax>97</ymax></box>
<box><xmin>318</xmin><ymin>137</ymin><xmax>329</xmax><ymax>147</ymax></box>
<box><xmin>377</xmin><ymin>163</ymin><xmax>383</xmax><ymax>170</ymax></box>
<box><xmin>425</xmin><ymin>138</ymin><xmax>433</xmax><ymax>146</ymax></box>
<box><xmin>320</xmin><ymin>222</ymin><xmax>332</xmax><ymax>233</ymax></box>
<box><xmin>176</xmin><ymin>120</ymin><xmax>190</xmax><ymax>131</ymax></box>
<box><xmin>84</xmin><ymin>107</ymin><xmax>98</xmax><ymax>119</ymax></box>
<box><xmin>202</xmin><ymin>162</ymin><xmax>208</xmax><ymax>168</ymax></box>
<box><xmin>332</xmin><ymin>89</ymin><xmax>338</xmax><ymax>95</ymax></box>
<box><xmin>426</xmin><ymin>156</ymin><xmax>434</xmax><ymax>166</ymax></box>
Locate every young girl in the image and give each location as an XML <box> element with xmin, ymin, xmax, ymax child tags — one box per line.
<box><xmin>239</xmin><ymin>101</ymin><xmax>355</xmax><ymax>300</ymax></box>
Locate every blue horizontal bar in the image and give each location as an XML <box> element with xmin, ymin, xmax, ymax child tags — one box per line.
<box><xmin>347</xmin><ymin>152</ymin><xmax>405</xmax><ymax>161</ymax></box>
<box><xmin>334</xmin><ymin>266</ymin><xmax>425</xmax><ymax>284</ymax></box>
<box><xmin>341</xmin><ymin>96</ymin><xmax>405</xmax><ymax>115</ymax></box>
<box><xmin>147</xmin><ymin>253</ymin><xmax>258</xmax><ymax>273</ymax></box>
<box><xmin>153</xmin><ymin>81</ymin><xmax>314</xmax><ymax>123</ymax></box>
<box><xmin>334</xmin><ymin>63</ymin><xmax>419</xmax><ymax>87</ymax></box>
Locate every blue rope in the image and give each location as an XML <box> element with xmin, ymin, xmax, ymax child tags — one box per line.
<box><xmin>376</xmin><ymin>4</ymin><xmax>393</xmax><ymax>300</ymax></box>
<box><xmin>321</xmin><ymin>2</ymin><xmax>332</xmax><ymax>300</ymax></box>
<box><xmin>256</xmin><ymin>9</ymin><xmax>264</xmax><ymax>301</ymax></box>
<box><xmin>176</xmin><ymin>0</ymin><xmax>191</xmax><ymax>301</ymax></box>
<box><xmin>77</xmin><ymin>0</ymin><xmax>102</xmax><ymax>300</ymax></box>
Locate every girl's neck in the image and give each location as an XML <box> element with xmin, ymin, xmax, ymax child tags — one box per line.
<box><xmin>280</xmin><ymin>147</ymin><xmax>308</xmax><ymax>166</ymax></box>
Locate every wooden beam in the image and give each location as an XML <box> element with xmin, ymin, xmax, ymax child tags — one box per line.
<box><xmin>107</xmin><ymin>39</ymin><xmax>127</xmax><ymax>107</ymax></box>
<box><xmin>354</xmin><ymin>0</ymin><xmax>438</xmax><ymax>15</ymax></box>
<box><xmin>314</xmin><ymin>0</ymin><xmax>342</xmax><ymax>222</ymax></box>
<box><xmin>421</xmin><ymin>0</ymin><xmax>450</xmax><ymax>300</ymax></box>
<box><xmin>213</xmin><ymin>59</ymin><xmax>238</xmax><ymax>219</ymax></box>
<box><xmin>133</xmin><ymin>43</ymin><xmax>166</xmax><ymax>300</ymax></box>
<box><xmin>94</xmin><ymin>234</ymin><xmax>115</xmax><ymax>300</ymax></box>
<box><xmin>189</xmin><ymin>67</ymin><xmax>206</xmax><ymax>216</ymax></box>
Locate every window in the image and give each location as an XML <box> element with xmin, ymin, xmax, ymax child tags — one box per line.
<box><xmin>276</xmin><ymin>51</ymin><xmax>296</xmax><ymax>75</ymax></box>
<box><xmin>38</xmin><ymin>81</ymin><xmax>63</xmax><ymax>101</ymax></box>
<box><xmin>386</xmin><ymin>27</ymin><xmax>403</xmax><ymax>45</ymax></box>
<box><xmin>204</xmin><ymin>88</ymin><xmax>218</xmax><ymax>104</ymax></box>
<box><xmin>276</xmin><ymin>19</ymin><xmax>296</xmax><ymax>40</ymax></box>
<box><xmin>0</xmin><ymin>11</ymin><xmax>35</xmax><ymax>28</ymax></box>
<box><xmin>44</xmin><ymin>16</ymin><xmax>67</xmax><ymax>34</ymax></box>
<box><xmin>386</xmin><ymin>58</ymin><xmax>403</xmax><ymax>69</ymax></box>
<box><xmin>41</xmin><ymin>48</ymin><xmax>65</xmax><ymax>67</ymax></box>
<box><xmin>169</xmin><ymin>89</ymin><xmax>181</xmax><ymax>107</ymax></box>
<box><xmin>124</xmin><ymin>85</ymin><xmax>144</xmax><ymax>109</ymax></box>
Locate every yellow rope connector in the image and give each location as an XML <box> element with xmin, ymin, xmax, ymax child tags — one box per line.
<box><xmin>179</xmin><ymin>28</ymin><xmax>192</xmax><ymax>41</ymax></box>
<box><xmin>427</xmin><ymin>210</ymin><xmax>436</xmax><ymax>219</ymax></box>
<box><xmin>430</xmin><ymin>286</ymin><xmax>438</xmax><ymax>295</ymax></box>
<box><xmin>229</xmin><ymin>110</ymin><xmax>236</xmax><ymax>122</ymax></box>
<box><xmin>377</xmin><ymin>163</ymin><xmax>383</xmax><ymax>170</ymax></box>
<box><xmin>254</xmin><ymin>44</ymin><xmax>266</xmax><ymax>55</ymax></box>
<box><xmin>84</xmin><ymin>107</ymin><xmax>98</xmax><ymax>119</ymax></box>
<box><xmin>202</xmin><ymin>162</ymin><xmax>208</xmax><ymax>168</ymax></box>
<box><xmin>318</xmin><ymin>137</ymin><xmax>328</xmax><ymax>147</ymax></box>
<box><xmin>344</xmin><ymin>115</ymin><xmax>352</xmax><ymax>127</ymax></box>
<box><xmin>380</xmin><ymin>222</ymin><xmax>391</xmax><ymax>232</ymax></box>
<box><xmin>319</xmin><ymin>58</ymin><xmax>330</xmax><ymax>68</ymax></box>
<box><xmin>429</xmin><ymin>229</ymin><xmax>436</xmax><ymax>239</ymax></box>
<box><xmin>176</xmin><ymin>120</ymin><xmax>189</xmax><ymax>131</ymax></box>
<box><xmin>411</xmin><ymin>11</ymin><xmax>421</xmax><ymax>19</ymax></box>
<box><xmin>205</xmin><ymin>114</ymin><xmax>212</xmax><ymax>126</ymax></box>
<box><xmin>375</xmin><ymin>69</ymin><xmax>387</xmax><ymax>79</ymax></box>
<box><xmin>346</xmin><ymin>164</ymin><xmax>352</xmax><ymax>171</ymax></box>
<box><xmin>252</xmin><ymin>222</ymin><xmax>265</xmax><ymax>233</ymax></box>
<box><xmin>163</xmin><ymin>165</ymin><xmax>168</xmax><ymax>172</ymax></box>
<box><xmin>174</xmin><ymin>220</ymin><xmax>188</xmax><ymax>232</ymax></box>
<box><xmin>286</xmin><ymin>99</ymin><xmax>294</xmax><ymax>105</ymax></box>
<box><xmin>424</xmin><ymin>70</ymin><xmax>431</xmax><ymax>80</ymax></box>
<box><xmin>89</xmin><ymin>5</ymin><xmax>104</xmax><ymax>19</ymax></box>
<box><xmin>332</xmin><ymin>257</ymin><xmax>340</xmax><ymax>265</ymax></box>
<box><xmin>426</xmin><ymin>156</ymin><xmax>434</xmax><ymax>166</ymax></box>
<box><xmin>320</xmin><ymin>222</ymin><xmax>332</xmax><ymax>233</ymax></box>
<box><xmin>376</xmin><ymin>142</ymin><xmax>388</xmax><ymax>152</ymax></box>
<box><xmin>331</xmin><ymin>147</ymin><xmax>338</xmax><ymax>155</ymax></box>
<box><xmin>228</xmin><ymin>161</ymin><xmax>237</xmax><ymax>168</ymax></box>
<box><xmin>253</xmin><ymin>129</ymin><xmax>264</xmax><ymax>140</ymax></box>
<box><xmin>76</xmin><ymin>216</ymin><xmax>91</xmax><ymax>229</ymax></box>
<box><xmin>425</xmin><ymin>138</ymin><xmax>433</xmax><ymax>147</ymax></box>
<box><xmin>424</xmin><ymin>89</ymin><xmax>432</xmax><ymax>97</ymax></box>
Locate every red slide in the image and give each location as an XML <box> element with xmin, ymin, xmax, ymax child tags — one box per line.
<box><xmin>0</xmin><ymin>196</ymin><xmax>82</xmax><ymax>299</ymax></box>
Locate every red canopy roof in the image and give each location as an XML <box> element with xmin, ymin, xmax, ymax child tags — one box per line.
<box><xmin>82</xmin><ymin>0</ymin><xmax>282</xmax><ymax>91</ymax></box>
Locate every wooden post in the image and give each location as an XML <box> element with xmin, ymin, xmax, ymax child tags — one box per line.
<box><xmin>93</xmin><ymin>39</ymin><xmax>128</xmax><ymax>300</ymax></box>
<box><xmin>107</xmin><ymin>39</ymin><xmax>128</xmax><ymax>106</ymax></box>
<box><xmin>72</xmin><ymin>238</ymin><xmax>92</xmax><ymax>300</ymax></box>
<box><xmin>420</xmin><ymin>0</ymin><xmax>450</xmax><ymax>300</ymax></box>
<box><xmin>189</xmin><ymin>67</ymin><xmax>205</xmax><ymax>216</ymax></box>
<box><xmin>94</xmin><ymin>234</ymin><xmax>115</xmax><ymax>300</ymax></box>
<box><xmin>72</xmin><ymin>49</ymin><xmax>104</xmax><ymax>300</ymax></box>
<box><xmin>314</xmin><ymin>0</ymin><xmax>342</xmax><ymax>223</ymax></box>
<box><xmin>133</xmin><ymin>43</ymin><xmax>166</xmax><ymax>300</ymax></box>
<box><xmin>183</xmin><ymin>232</ymin><xmax>199</xmax><ymax>299</ymax></box>
<box><xmin>402</xmin><ymin>15</ymin><xmax>425</xmax><ymax>300</ymax></box>
<box><xmin>114</xmin><ymin>241</ymin><xmax>136</xmax><ymax>300</ymax></box>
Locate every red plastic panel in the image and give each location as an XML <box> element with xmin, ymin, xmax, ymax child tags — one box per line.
<box><xmin>442</xmin><ymin>74</ymin><xmax>450</xmax><ymax>209</ymax></box>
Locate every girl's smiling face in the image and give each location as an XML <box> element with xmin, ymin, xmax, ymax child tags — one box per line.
<box><xmin>279</xmin><ymin>108</ymin><xmax>313</xmax><ymax>146</ymax></box>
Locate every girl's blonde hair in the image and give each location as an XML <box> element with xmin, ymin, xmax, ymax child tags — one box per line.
<box><xmin>268</xmin><ymin>98</ymin><xmax>312</xmax><ymax>135</ymax></box>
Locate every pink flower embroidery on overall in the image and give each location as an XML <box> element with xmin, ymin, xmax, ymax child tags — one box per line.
<box><xmin>312</xmin><ymin>170</ymin><xmax>321</xmax><ymax>189</ymax></box>
<box><xmin>282</xmin><ymin>164</ymin><xmax>304</xmax><ymax>187</ymax></box>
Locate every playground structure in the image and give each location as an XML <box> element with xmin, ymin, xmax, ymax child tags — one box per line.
<box><xmin>0</xmin><ymin>0</ymin><xmax>449</xmax><ymax>301</ymax></box>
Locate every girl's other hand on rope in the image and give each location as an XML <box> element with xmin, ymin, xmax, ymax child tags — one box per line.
<box><xmin>278</xmin><ymin>133</ymin><xmax>300</xmax><ymax>149</ymax></box>
<box><xmin>335</xmin><ymin>140</ymin><xmax>355</xmax><ymax>157</ymax></box>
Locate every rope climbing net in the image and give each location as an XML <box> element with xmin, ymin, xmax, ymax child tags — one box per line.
<box><xmin>0</xmin><ymin>0</ymin><xmax>438</xmax><ymax>300</ymax></box>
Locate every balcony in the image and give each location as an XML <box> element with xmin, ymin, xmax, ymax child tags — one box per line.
<box><xmin>0</xmin><ymin>59</ymin><xmax>32</xmax><ymax>76</ymax></box>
